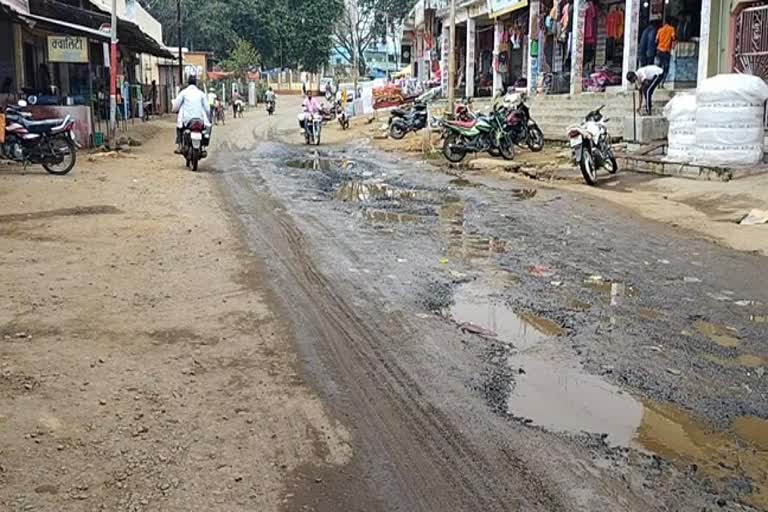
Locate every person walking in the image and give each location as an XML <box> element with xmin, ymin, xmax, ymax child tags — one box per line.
<box><xmin>655</xmin><ymin>17</ymin><xmax>676</xmax><ymax>87</ymax></box>
<box><xmin>626</xmin><ymin>64</ymin><xmax>664</xmax><ymax>116</ymax></box>
<box><xmin>638</xmin><ymin>21</ymin><xmax>659</xmax><ymax>67</ymax></box>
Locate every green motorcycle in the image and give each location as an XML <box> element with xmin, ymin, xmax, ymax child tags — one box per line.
<box><xmin>441</xmin><ymin>107</ymin><xmax>515</xmax><ymax>163</ymax></box>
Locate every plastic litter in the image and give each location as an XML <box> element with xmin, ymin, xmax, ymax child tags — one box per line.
<box><xmin>740</xmin><ymin>209</ymin><xmax>768</xmax><ymax>226</ymax></box>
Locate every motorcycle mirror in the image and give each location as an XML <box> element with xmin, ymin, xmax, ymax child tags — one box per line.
<box><xmin>17</xmin><ymin>99</ymin><xmax>28</xmax><ymax>107</ymax></box>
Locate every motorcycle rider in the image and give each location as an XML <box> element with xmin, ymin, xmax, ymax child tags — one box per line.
<box><xmin>299</xmin><ymin>91</ymin><xmax>320</xmax><ymax>132</ymax></box>
<box><xmin>172</xmin><ymin>75</ymin><xmax>211</xmax><ymax>154</ymax></box>
<box><xmin>265</xmin><ymin>87</ymin><xmax>276</xmax><ymax>111</ymax></box>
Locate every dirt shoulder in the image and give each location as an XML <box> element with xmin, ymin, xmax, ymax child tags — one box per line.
<box><xmin>0</xmin><ymin>113</ymin><xmax>350</xmax><ymax>511</ymax></box>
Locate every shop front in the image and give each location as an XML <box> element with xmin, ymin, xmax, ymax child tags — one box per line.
<box><xmin>488</xmin><ymin>0</ymin><xmax>530</xmax><ymax>93</ymax></box>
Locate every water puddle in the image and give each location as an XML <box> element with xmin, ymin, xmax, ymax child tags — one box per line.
<box><xmin>705</xmin><ymin>353</ymin><xmax>764</xmax><ymax>369</ymax></box>
<box><xmin>364</xmin><ymin>210</ymin><xmax>423</xmax><ymax>224</ymax></box>
<box><xmin>750</xmin><ymin>314</ymin><xmax>767</xmax><ymax>324</ymax></box>
<box><xmin>448</xmin><ymin>281</ymin><xmax>561</xmax><ymax>350</ymax></box>
<box><xmin>439</xmin><ymin>201</ymin><xmax>508</xmax><ymax>262</ymax></box>
<box><xmin>508</xmin><ymin>352</ymin><xmax>643</xmax><ymax>446</ymax></box>
<box><xmin>638</xmin><ymin>307</ymin><xmax>661</xmax><ymax>320</ymax></box>
<box><xmin>286</xmin><ymin>157</ymin><xmax>344</xmax><ymax>171</ymax></box>
<box><xmin>638</xmin><ymin>402</ymin><xmax>768</xmax><ymax>508</ymax></box>
<box><xmin>694</xmin><ymin>320</ymin><xmax>741</xmax><ymax>348</ymax></box>
<box><xmin>584</xmin><ymin>278</ymin><xmax>637</xmax><ymax>303</ymax></box>
<box><xmin>336</xmin><ymin>180</ymin><xmax>443</xmax><ymax>203</ymax></box>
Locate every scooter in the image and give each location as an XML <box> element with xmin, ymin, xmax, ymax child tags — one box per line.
<box><xmin>1</xmin><ymin>99</ymin><xmax>78</xmax><ymax>175</ymax></box>
<box><xmin>566</xmin><ymin>105</ymin><xmax>618</xmax><ymax>185</ymax></box>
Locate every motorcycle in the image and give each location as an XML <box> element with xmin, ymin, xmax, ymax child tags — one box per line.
<box><xmin>1</xmin><ymin>99</ymin><xmax>78</xmax><ymax>175</ymax></box>
<box><xmin>566</xmin><ymin>105</ymin><xmax>618</xmax><ymax>186</ymax></box>
<box><xmin>499</xmin><ymin>95</ymin><xmax>544</xmax><ymax>152</ymax></box>
<box><xmin>299</xmin><ymin>110</ymin><xmax>322</xmax><ymax>145</ymax></box>
<box><xmin>335</xmin><ymin>100</ymin><xmax>349</xmax><ymax>130</ymax></box>
<box><xmin>441</xmin><ymin>106</ymin><xmax>515</xmax><ymax>163</ymax></box>
<box><xmin>266</xmin><ymin>99</ymin><xmax>275</xmax><ymax>116</ymax></box>
<box><xmin>213</xmin><ymin>100</ymin><xmax>225</xmax><ymax>125</ymax></box>
<box><xmin>180</xmin><ymin>118</ymin><xmax>208</xmax><ymax>171</ymax></box>
<box><xmin>389</xmin><ymin>102</ymin><xmax>428</xmax><ymax>140</ymax></box>
<box><xmin>233</xmin><ymin>99</ymin><xmax>244</xmax><ymax>118</ymax></box>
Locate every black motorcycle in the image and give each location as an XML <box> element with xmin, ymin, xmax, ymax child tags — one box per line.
<box><xmin>180</xmin><ymin>118</ymin><xmax>208</xmax><ymax>171</ymax></box>
<box><xmin>501</xmin><ymin>98</ymin><xmax>544</xmax><ymax>152</ymax></box>
<box><xmin>389</xmin><ymin>102</ymin><xmax>427</xmax><ymax>139</ymax></box>
<box><xmin>266</xmin><ymin>99</ymin><xmax>275</xmax><ymax>115</ymax></box>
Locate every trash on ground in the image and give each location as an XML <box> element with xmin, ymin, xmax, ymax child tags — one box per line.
<box><xmin>739</xmin><ymin>209</ymin><xmax>768</xmax><ymax>226</ymax></box>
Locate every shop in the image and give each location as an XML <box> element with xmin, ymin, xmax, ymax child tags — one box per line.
<box><xmin>530</xmin><ymin>0</ymin><xmax>574</xmax><ymax>94</ymax></box>
<box><xmin>489</xmin><ymin>0</ymin><xmax>530</xmax><ymax>92</ymax></box>
<box><xmin>583</xmin><ymin>0</ymin><xmax>626</xmax><ymax>90</ymax></box>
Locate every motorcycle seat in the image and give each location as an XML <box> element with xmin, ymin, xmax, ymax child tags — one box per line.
<box><xmin>446</xmin><ymin>119</ymin><xmax>476</xmax><ymax>129</ymax></box>
<box><xmin>23</xmin><ymin>118</ymin><xmax>65</xmax><ymax>133</ymax></box>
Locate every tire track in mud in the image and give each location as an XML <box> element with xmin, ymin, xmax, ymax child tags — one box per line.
<box><xmin>217</xmin><ymin>157</ymin><xmax>569</xmax><ymax>512</ymax></box>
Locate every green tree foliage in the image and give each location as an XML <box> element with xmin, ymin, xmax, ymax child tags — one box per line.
<box><xmin>141</xmin><ymin>0</ymin><xmax>343</xmax><ymax>71</ymax></box>
<box><xmin>221</xmin><ymin>38</ymin><xmax>260</xmax><ymax>78</ymax></box>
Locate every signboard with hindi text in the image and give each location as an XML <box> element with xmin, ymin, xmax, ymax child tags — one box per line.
<box><xmin>487</xmin><ymin>0</ymin><xmax>528</xmax><ymax>17</ymax></box>
<box><xmin>47</xmin><ymin>36</ymin><xmax>89</xmax><ymax>63</ymax></box>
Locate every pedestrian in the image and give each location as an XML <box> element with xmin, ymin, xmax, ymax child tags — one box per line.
<box><xmin>655</xmin><ymin>17</ymin><xmax>676</xmax><ymax>87</ymax></box>
<box><xmin>639</xmin><ymin>21</ymin><xmax>659</xmax><ymax>67</ymax></box>
<box><xmin>150</xmin><ymin>79</ymin><xmax>158</xmax><ymax>115</ymax></box>
<box><xmin>626</xmin><ymin>64</ymin><xmax>664</xmax><ymax>116</ymax></box>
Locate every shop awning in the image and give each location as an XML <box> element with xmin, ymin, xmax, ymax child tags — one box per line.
<box><xmin>20</xmin><ymin>12</ymin><xmax>109</xmax><ymax>40</ymax></box>
<box><xmin>27</xmin><ymin>0</ymin><xmax>174</xmax><ymax>58</ymax></box>
<box><xmin>488</xmin><ymin>0</ymin><xmax>528</xmax><ymax>18</ymax></box>
<box><xmin>392</xmin><ymin>66</ymin><xmax>412</xmax><ymax>78</ymax></box>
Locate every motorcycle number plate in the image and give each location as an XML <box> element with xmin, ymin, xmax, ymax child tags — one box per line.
<box><xmin>0</xmin><ymin>114</ymin><xmax>5</xmax><ymax>144</ymax></box>
<box><xmin>190</xmin><ymin>132</ymin><xmax>203</xmax><ymax>140</ymax></box>
<box><xmin>569</xmin><ymin>135</ymin><xmax>582</xmax><ymax>147</ymax></box>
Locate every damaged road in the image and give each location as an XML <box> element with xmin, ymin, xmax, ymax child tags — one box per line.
<box><xmin>213</xmin><ymin>110</ymin><xmax>768</xmax><ymax>512</ymax></box>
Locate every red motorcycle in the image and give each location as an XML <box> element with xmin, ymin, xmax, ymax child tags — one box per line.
<box><xmin>1</xmin><ymin>99</ymin><xmax>77</xmax><ymax>175</ymax></box>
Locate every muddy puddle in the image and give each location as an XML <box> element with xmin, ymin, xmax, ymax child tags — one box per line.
<box><xmin>447</xmin><ymin>280</ymin><xmax>560</xmax><ymax>350</ymax></box>
<box><xmin>450</xmin><ymin>275</ymin><xmax>768</xmax><ymax>505</ymax></box>
<box><xmin>694</xmin><ymin>320</ymin><xmax>741</xmax><ymax>348</ymax></box>
<box><xmin>439</xmin><ymin>201</ymin><xmax>508</xmax><ymax>263</ymax></box>
<box><xmin>364</xmin><ymin>210</ymin><xmax>424</xmax><ymax>224</ymax></box>
<box><xmin>287</xmin><ymin>156</ymin><xmax>349</xmax><ymax>171</ymax></box>
<box><xmin>638</xmin><ymin>402</ymin><xmax>768</xmax><ymax>508</ymax></box>
<box><xmin>336</xmin><ymin>180</ymin><xmax>445</xmax><ymax>203</ymax></box>
<box><xmin>705</xmin><ymin>353</ymin><xmax>764</xmax><ymax>369</ymax></box>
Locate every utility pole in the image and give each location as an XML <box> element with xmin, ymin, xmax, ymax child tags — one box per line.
<box><xmin>109</xmin><ymin>0</ymin><xmax>117</xmax><ymax>138</ymax></box>
<box><xmin>177</xmin><ymin>0</ymin><xmax>183</xmax><ymax>87</ymax></box>
<box><xmin>352</xmin><ymin>3</ymin><xmax>359</xmax><ymax>94</ymax></box>
<box><xmin>447</xmin><ymin>0</ymin><xmax>456</xmax><ymax>118</ymax></box>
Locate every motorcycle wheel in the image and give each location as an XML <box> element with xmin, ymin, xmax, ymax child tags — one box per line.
<box><xmin>498</xmin><ymin>136</ymin><xmax>515</xmax><ymax>161</ymax></box>
<box><xmin>42</xmin><ymin>137</ymin><xmax>77</xmax><ymax>175</ymax></box>
<box><xmin>389</xmin><ymin>122</ymin><xmax>407</xmax><ymax>140</ymax></box>
<box><xmin>488</xmin><ymin>148</ymin><xmax>501</xmax><ymax>157</ymax></box>
<box><xmin>442</xmin><ymin>133</ymin><xmax>466</xmax><ymax>163</ymax></box>
<box><xmin>191</xmin><ymin>148</ymin><xmax>201</xmax><ymax>172</ymax></box>
<box><xmin>527</xmin><ymin>125</ymin><xmax>545</xmax><ymax>152</ymax></box>
<box><xmin>605</xmin><ymin>152</ymin><xmax>619</xmax><ymax>174</ymax></box>
<box><xmin>579</xmin><ymin>149</ymin><xmax>598</xmax><ymax>186</ymax></box>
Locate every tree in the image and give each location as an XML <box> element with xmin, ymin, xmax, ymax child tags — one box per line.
<box><xmin>333</xmin><ymin>0</ymin><xmax>416</xmax><ymax>76</ymax></box>
<box><xmin>140</xmin><ymin>0</ymin><xmax>342</xmax><ymax>71</ymax></box>
<box><xmin>221</xmin><ymin>38</ymin><xmax>260</xmax><ymax>78</ymax></box>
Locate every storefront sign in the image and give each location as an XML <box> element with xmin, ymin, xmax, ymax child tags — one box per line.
<box><xmin>487</xmin><ymin>0</ymin><xmax>528</xmax><ymax>17</ymax></box>
<box><xmin>47</xmin><ymin>36</ymin><xmax>89</xmax><ymax>63</ymax></box>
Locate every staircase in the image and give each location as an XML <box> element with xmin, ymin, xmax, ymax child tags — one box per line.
<box><xmin>527</xmin><ymin>89</ymin><xmax>677</xmax><ymax>141</ymax></box>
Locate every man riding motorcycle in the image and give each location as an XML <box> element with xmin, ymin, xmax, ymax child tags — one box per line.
<box><xmin>299</xmin><ymin>91</ymin><xmax>320</xmax><ymax>132</ymax></box>
<box><xmin>265</xmin><ymin>87</ymin><xmax>276</xmax><ymax>112</ymax></box>
<box><xmin>172</xmin><ymin>75</ymin><xmax>211</xmax><ymax>154</ymax></box>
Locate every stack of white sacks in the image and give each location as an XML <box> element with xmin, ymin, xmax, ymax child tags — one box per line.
<box><xmin>663</xmin><ymin>74</ymin><xmax>768</xmax><ymax>166</ymax></box>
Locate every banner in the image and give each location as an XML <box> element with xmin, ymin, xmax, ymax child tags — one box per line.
<box><xmin>48</xmin><ymin>36</ymin><xmax>88</xmax><ymax>63</ymax></box>
<box><xmin>487</xmin><ymin>0</ymin><xmax>528</xmax><ymax>17</ymax></box>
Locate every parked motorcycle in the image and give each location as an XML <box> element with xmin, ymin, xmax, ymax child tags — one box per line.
<box><xmin>500</xmin><ymin>95</ymin><xmax>544</xmax><ymax>152</ymax></box>
<box><xmin>389</xmin><ymin>102</ymin><xmax>428</xmax><ymax>139</ymax></box>
<box><xmin>299</xmin><ymin>110</ymin><xmax>322</xmax><ymax>145</ymax></box>
<box><xmin>266</xmin><ymin>99</ymin><xmax>275</xmax><ymax>116</ymax></box>
<box><xmin>180</xmin><ymin>118</ymin><xmax>208</xmax><ymax>171</ymax></box>
<box><xmin>1</xmin><ymin>99</ymin><xmax>78</xmax><ymax>175</ymax></box>
<box><xmin>566</xmin><ymin>105</ymin><xmax>618</xmax><ymax>185</ymax></box>
<box><xmin>441</xmin><ymin>106</ymin><xmax>515</xmax><ymax>163</ymax></box>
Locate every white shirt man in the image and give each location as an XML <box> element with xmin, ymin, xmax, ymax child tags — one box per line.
<box><xmin>172</xmin><ymin>76</ymin><xmax>211</xmax><ymax>129</ymax></box>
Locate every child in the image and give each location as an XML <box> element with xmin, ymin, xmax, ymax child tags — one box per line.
<box><xmin>655</xmin><ymin>17</ymin><xmax>677</xmax><ymax>87</ymax></box>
